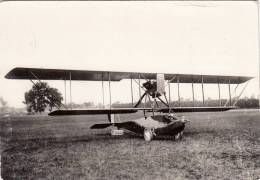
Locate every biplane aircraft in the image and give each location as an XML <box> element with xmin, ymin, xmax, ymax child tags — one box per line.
<box><xmin>5</xmin><ymin>67</ymin><xmax>253</xmax><ymax>141</ymax></box>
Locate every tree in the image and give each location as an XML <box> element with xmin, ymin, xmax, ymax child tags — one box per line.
<box><xmin>24</xmin><ymin>82</ymin><xmax>63</xmax><ymax>113</ymax></box>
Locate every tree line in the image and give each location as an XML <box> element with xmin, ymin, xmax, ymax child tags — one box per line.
<box><xmin>0</xmin><ymin>82</ymin><xmax>259</xmax><ymax>115</ymax></box>
<box><xmin>111</xmin><ymin>98</ymin><xmax>259</xmax><ymax>109</ymax></box>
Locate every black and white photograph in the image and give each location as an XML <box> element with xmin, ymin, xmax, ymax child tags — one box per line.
<box><xmin>0</xmin><ymin>1</ymin><xmax>259</xmax><ymax>179</ymax></box>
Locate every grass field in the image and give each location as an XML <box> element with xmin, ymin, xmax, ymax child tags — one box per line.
<box><xmin>0</xmin><ymin>110</ymin><xmax>259</xmax><ymax>180</ymax></box>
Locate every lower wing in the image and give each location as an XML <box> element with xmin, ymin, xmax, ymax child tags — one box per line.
<box><xmin>157</xmin><ymin>106</ymin><xmax>237</xmax><ymax>113</ymax></box>
<box><xmin>48</xmin><ymin>108</ymin><xmax>141</xmax><ymax>116</ymax></box>
<box><xmin>49</xmin><ymin>106</ymin><xmax>236</xmax><ymax>116</ymax></box>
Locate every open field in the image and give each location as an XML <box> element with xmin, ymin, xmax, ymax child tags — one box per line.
<box><xmin>0</xmin><ymin>110</ymin><xmax>259</xmax><ymax>180</ymax></box>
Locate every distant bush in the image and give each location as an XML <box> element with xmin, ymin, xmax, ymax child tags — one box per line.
<box><xmin>236</xmin><ymin>98</ymin><xmax>259</xmax><ymax>108</ymax></box>
<box><xmin>65</xmin><ymin>102</ymin><xmax>96</xmax><ymax>109</ymax></box>
<box><xmin>0</xmin><ymin>97</ymin><xmax>27</xmax><ymax>116</ymax></box>
<box><xmin>111</xmin><ymin>97</ymin><xmax>259</xmax><ymax>109</ymax></box>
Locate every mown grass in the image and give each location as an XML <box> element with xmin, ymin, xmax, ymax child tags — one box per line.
<box><xmin>0</xmin><ymin>110</ymin><xmax>259</xmax><ymax>179</ymax></box>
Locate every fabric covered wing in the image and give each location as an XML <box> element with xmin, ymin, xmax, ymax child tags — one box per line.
<box><xmin>6</xmin><ymin>67</ymin><xmax>252</xmax><ymax>84</ymax></box>
<box><xmin>166</xmin><ymin>74</ymin><xmax>252</xmax><ymax>84</ymax></box>
<box><xmin>49</xmin><ymin>106</ymin><xmax>236</xmax><ymax>116</ymax></box>
<box><xmin>157</xmin><ymin>106</ymin><xmax>236</xmax><ymax>113</ymax></box>
<box><xmin>48</xmin><ymin>108</ymin><xmax>141</xmax><ymax>116</ymax></box>
<box><xmin>5</xmin><ymin>67</ymin><xmax>155</xmax><ymax>81</ymax></box>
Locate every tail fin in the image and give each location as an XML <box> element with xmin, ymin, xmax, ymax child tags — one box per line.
<box><xmin>90</xmin><ymin>123</ymin><xmax>113</xmax><ymax>129</ymax></box>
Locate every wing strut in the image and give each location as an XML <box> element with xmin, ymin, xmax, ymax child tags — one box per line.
<box><xmin>228</xmin><ymin>79</ymin><xmax>232</xmax><ymax>106</ymax></box>
<box><xmin>202</xmin><ymin>76</ymin><xmax>205</xmax><ymax>106</ymax></box>
<box><xmin>177</xmin><ymin>76</ymin><xmax>180</xmax><ymax>107</ymax></box>
<box><xmin>134</xmin><ymin>92</ymin><xmax>146</xmax><ymax>108</ymax></box>
<box><xmin>192</xmin><ymin>81</ymin><xmax>195</xmax><ymax>106</ymax></box>
<box><xmin>168</xmin><ymin>80</ymin><xmax>171</xmax><ymax>103</ymax></box>
<box><xmin>130</xmin><ymin>76</ymin><xmax>134</xmax><ymax>106</ymax></box>
<box><xmin>224</xmin><ymin>82</ymin><xmax>239</xmax><ymax>107</ymax></box>
<box><xmin>69</xmin><ymin>72</ymin><xmax>72</xmax><ymax>109</ymax></box>
<box><xmin>108</xmin><ymin>72</ymin><xmax>112</xmax><ymax>109</ymax></box>
<box><xmin>233</xmin><ymin>81</ymin><xmax>249</xmax><ymax>106</ymax></box>
<box><xmin>157</xmin><ymin>95</ymin><xmax>170</xmax><ymax>108</ymax></box>
<box><xmin>138</xmin><ymin>73</ymin><xmax>141</xmax><ymax>103</ymax></box>
<box><xmin>233</xmin><ymin>81</ymin><xmax>250</xmax><ymax>106</ymax></box>
<box><xmin>218</xmin><ymin>81</ymin><xmax>221</xmax><ymax>106</ymax></box>
<box><xmin>101</xmin><ymin>73</ymin><xmax>105</xmax><ymax>108</ymax></box>
<box><xmin>64</xmin><ymin>80</ymin><xmax>67</xmax><ymax>106</ymax></box>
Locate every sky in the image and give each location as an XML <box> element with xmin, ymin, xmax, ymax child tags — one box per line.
<box><xmin>0</xmin><ymin>1</ymin><xmax>259</xmax><ymax>108</ymax></box>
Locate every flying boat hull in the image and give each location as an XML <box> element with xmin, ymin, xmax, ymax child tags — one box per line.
<box><xmin>91</xmin><ymin>114</ymin><xmax>188</xmax><ymax>141</ymax></box>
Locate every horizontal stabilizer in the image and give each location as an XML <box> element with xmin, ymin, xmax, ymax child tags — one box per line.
<box><xmin>90</xmin><ymin>123</ymin><xmax>113</xmax><ymax>129</ymax></box>
<box><xmin>91</xmin><ymin>122</ymin><xmax>144</xmax><ymax>134</ymax></box>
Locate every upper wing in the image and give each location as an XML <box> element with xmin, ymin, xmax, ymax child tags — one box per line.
<box><xmin>48</xmin><ymin>106</ymin><xmax>236</xmax><ymax>116</ymax></box>
<box><xmin>5</xmin><ymin>67</ymin><xmax>155</xmax><ymax>81</ymax></box>
<box><xmin>166</xmin><ymin>74</ymin><xmax>252</xmax><ymax>84</ymax></box>
<box><xmin>5</xmin><ymin>67</ymin><xmax>252</xmax><ymax>84</ymax></box>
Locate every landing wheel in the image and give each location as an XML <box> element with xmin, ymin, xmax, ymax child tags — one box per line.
<box><xmin>144</xmin><ymin>129</ymin><xmax>153</xmax><ymax>142</ymax></box>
